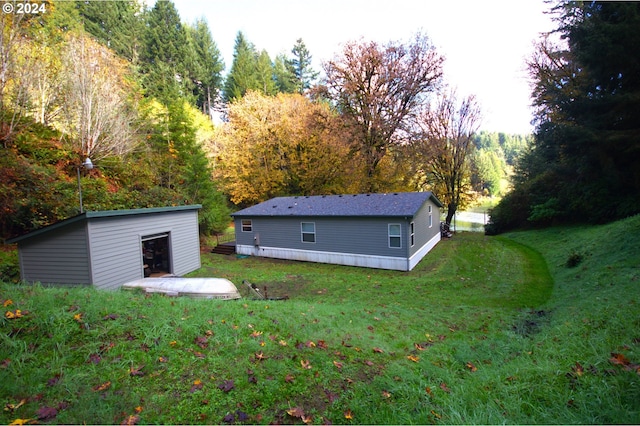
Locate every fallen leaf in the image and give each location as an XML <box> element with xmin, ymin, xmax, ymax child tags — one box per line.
<box><xmin>285</xmin><ymin>373</ymin><xmax>295</xmax><ymax>383</ymax></box>
<box><xmin>9</xmin><ymin>419</ymin><xmax>34</xmax><ymax>426</ymax></box>
<box><xmin>572</xmin><ymin>362</ymin><xmax>584</xmax><ymax>377</ymax></box>
<box><xmin>609</xmin><ymin>352</ymin><xmax>629</xmax><ymax>366</ymax></box>
<box><xmin>287</xmin><ymin>406</ymin><xmax>305</xmax><ymax>418</ymax></box>
<box><xmin>466</xmin><ymin>361</ymin><xmax>478</xmax><ymax>372</ymax></box>
<box><xmin>254</xmin><ymin>351</ymin><xmax>266</xmax><ymax>361</ymax></box>
<box><xmin>316</xmin><ymin>340</ymin><xmax>328</xmax><ymax>349</ymax></box>
<box><xmin>194</xmin><ymin>336</ymin><xmax>208</xmax><ymax>349</ymax></box>
<box><xmin>36</xmin><ymin>406</ymin><xmax>57</xmax><ymax>421</ymax></box>
<box><xmin>120</xmin><ymin>415</ymin><xmax>139</xmax><ymax>425</ymax></box>
<box><xmin>190</xmin><ymin>379</ymin><xmax>204</xmax><ymax>393</ymax></box>
<box><xmin>47</xmin><ymin>374</ymin><xmax>62</xmax><ymax>386</ymax></box>
<box><xmin>333</xmin><ymin>360</ymin><xmax>343</xmax><ymax>369</ymax></box>
<box><xmin>73</xmin><ymin>313</ymin><xmax>83</xmax><ymax>322</ymax></box>
<box><xmin>407</xmin><ymin>355</ymin><xmax>420</xmax><ymax>362</ymax></box>
<box><xmin>5</xmin><ymin>310</ymin><xmax>27</xmax><ymax>319</ymax></box>
<box><xmin>129</xmin><ymin>366</ymin><xmax>145</xmax><ymax>377</ymax></box>
<box><xmin>439</xmin><ymin>382</ymin><xmax>450</xmax><ymax>393</ymax></box>
<box><xmin>3</xmin><ymin>299</ymin><xmax>12</xmax><ymax>307</ymax></box>
<box><xmin>300</xmin><ymin>359</ymin><xmax>312</xmax><ymax>369</ymax></box>
<box><xmin>344</xmin><ymin>409</ymin><xmax>353</xmax><ymax>420</ymax></box>
<box><xmin>88</xmin><ymin>353</ymin><xmax>101</xmax><ymax>364</ymax></box>
<box><xmin>134</xmin><ymin>406</ymin><xmax>143</xmax><ymax>414</ymax></box>
<box><xmin>158</xmin><ymin>356</ymin><xmax>168</xmax><ymax>363</ymax></box>
<box><xmin>425</xmin><ymin>386</ymin><xmax>433</xmax><ymax>396</ymax></box>
<box><xmin>382</xmin><ymin>390</ymin><xmax>391</xmax><ymax>398</ymax></box>
<box><xmin>372</xmin><ymin>347</ymin><xmax>384</xmax><ymax>353</ymax></box>
<box><xmin>218</xmin><ymin>380</ymin><xmax>234</xmax><ymax>392</ymax></box>
<box><xmin>278</xmin><ymin>340</ymin><xmax>288</xmax><ymax>346</ymax></box>
<box><xmin>250</xmin><ymin>330</ymin><xmax>263</xmax><ymax>338</ymax></box>
<box><xmin>4</xmin><ymin>399</ymin><xmax>26</xmax><ymax>412</ymax></box>
<box><xmin>102</xmin><ymin>314</ymin><xmax>118</xmax><ymax>320</ymax></box>
<box><xmin>92</xmin><ymin>381</ymin><xmax>111</xmax><ymax>392</ymax></box>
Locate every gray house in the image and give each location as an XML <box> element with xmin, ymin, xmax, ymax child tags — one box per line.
<box><xmin>7</xmin><ymin>205</ymin><xmax>202</xmax><ymax>290</ymax></box>
<box><xmin>232</xmin><ymin>192</ymin><xmax>443</xmax><ymax>271</ymax></box>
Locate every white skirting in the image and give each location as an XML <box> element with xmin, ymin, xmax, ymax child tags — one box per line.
<box><xmin>236</xmin><ymin>233</ymin><xmax>440</xmax><ymax>271</ymax></box>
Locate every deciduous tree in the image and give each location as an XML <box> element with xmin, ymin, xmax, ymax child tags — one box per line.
<box><xmin>323</xmin><ymin>33</ymin><xmax>444</xmax><ymax>192</ymax></box>
<box><xmin>411</xmin><ymin>89</ymin><xmax>481</xmax><ymax>225</ymax></box>
<box><xmin>215</xmin><ymin>91</ymin><xmax>350</xmax><ymax>206</ymax></box>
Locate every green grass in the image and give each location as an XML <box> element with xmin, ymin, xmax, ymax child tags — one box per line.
<box><xmin>1</xmin><ymin>216</ymin><xmax>639</xmax><ymax>424</ymax></box>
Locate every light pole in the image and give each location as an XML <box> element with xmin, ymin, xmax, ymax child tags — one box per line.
<box><xmin>77</xmin><ymin>157</ymin><xmax>93</xmax><ymax>213</ymax></box>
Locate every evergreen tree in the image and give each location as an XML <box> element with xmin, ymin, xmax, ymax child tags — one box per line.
<box><xmin>76</xmin><ymin>0</ymin><xmax>144</xmax><ymax>64</ymax></box>
<box><xmin>140</xmin><ymin>0</ymin><xmax>192</xmax><ymax>102</ymax></box>
<box><xmin>273</xmin><ymin>53</ymin><xmax>297</xmax><ymax>93</ymax></box>
<box><xmin>488</xmin><ymin>2</ymin><xmax>640</xmax><ymax>233</ymax></box>
<box><xmin>290</xmin><ymin>38</ymin><xmax>318</xmax><ymax>93</ymax></box>
<box><xmin>255</xmin><ymin>50</ymin><xmax>276</xmax><ymax>96</ymax></box>
<box><xmin>223</xmin><ymin>32</ymin><xmax>259</xmax><ymax>102</ymax></box>
<box><xmin>184</xmin><ymin>19</ymin><xmax>224</xmax><ymax>113</ymax></box>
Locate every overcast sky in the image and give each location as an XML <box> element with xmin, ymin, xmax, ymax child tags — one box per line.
<box><xmin>169</xmin><ymin>0</ymin><xmax>556</xmax><ymax>134</ymax></box>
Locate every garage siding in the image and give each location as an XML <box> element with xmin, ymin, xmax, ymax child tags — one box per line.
<box><xmin>88</xmin><ymin>210</ymin><xmax>201</xmax><ymax>290</ymax></box>
<box><xmin>17</xmin><ymin>222</ymin><xmax>91</xmax><ymax>285</ymax></box>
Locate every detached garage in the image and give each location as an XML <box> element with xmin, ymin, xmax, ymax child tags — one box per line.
<box><xmin>7</xmin><ymin>205</ymin><xmax>202</xmax><ymax>290</ymax></box>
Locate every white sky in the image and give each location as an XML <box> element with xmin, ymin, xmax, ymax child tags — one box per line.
<box><xmin>169</xmin><ymin>0</ymin><xmax>556</xmax><ymax>134</ymax></box>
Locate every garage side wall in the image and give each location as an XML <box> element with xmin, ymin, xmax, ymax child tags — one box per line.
<box><xmin>17</xmin><ymin>222</ymin><xmax>91</xmax><ymax>285</ymax></box>
<box><xmin>88</xmin><ymin>210</ymin><xmax>201</xmax><ymax>290</ymax></box>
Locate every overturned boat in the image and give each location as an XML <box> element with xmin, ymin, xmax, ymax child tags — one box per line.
<box><xmin>122</xmin><ymin>277</ymin><xmax>241</xmax><ymax>299</ymax></box>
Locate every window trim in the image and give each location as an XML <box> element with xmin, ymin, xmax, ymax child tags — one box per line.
<box><xmin>410</xmin><ymin>221</ymin><xmax>415</xmax><ymax>247</ymax></box>
<box><xmin>428</xmin><ymin>205</ymin><xmax>433</xmax><ymax>228</ymax></box>
<box><xmin>388</xmin><ymin>223</ymin><xmax>402</xmax><ymax>249</ymax></box>
<box><xmin>301</xmin><ymin>221</ymin><xmax>316</xmax><ymax>243</ymax></box>
<box><xmin>241</xmin><ymin>219</ymin><xmax>253</xmax><ymax>232</ymax></box>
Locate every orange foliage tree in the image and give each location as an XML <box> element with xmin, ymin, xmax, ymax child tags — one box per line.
<box><xmin>214</xmin><ymin>91</ymin><xmax>352</xmax><ymax>206</ymax></box>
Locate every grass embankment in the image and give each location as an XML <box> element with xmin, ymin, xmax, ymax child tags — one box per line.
<box><xmin>1</xmin><ymin>216</ymin><xmax>639</xmax><ymax>424</ymax></box>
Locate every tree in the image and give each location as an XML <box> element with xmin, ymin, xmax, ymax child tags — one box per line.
<box><xmin>490</xmin><ymin>2</ymin><xmax>640</xmax><ymax>232</ymax></box>
<box><xmin>411</xmin><ymin>89</ymin><xmax>481</xmax><ymax>225</ymax></box>
<box><xmin>273</xmin><ymin>53</ymin><xmax>297</xmax><ymax>93</ymax></box>
<box><xmin>323</xmin><ymin>33</ymin><xmax>444</xmax><ymax>192</ymax></box>
<box><xmin>215</xmin><ymin>91</ymin><xmax>351</xmax><ymax>206</ymax></box>
<box><xmin>76</xmin><ymin>0</ymin><xmax>145</xmax><ymax>64</ymax></box>
<box><xmin>290</xmin><ymin>38</ymin><xmax>318</xmax><ymax>93</ymax></box>
<box><xmin>184</xmin><ymin>18</ymin><xmax>224</xmax><ymax>114</ymax></box>
<box><xmin>140</xmin><ymin>0</ymin><xmax>191</xmax><ymax>102</ymax></box>
<box><xmin>223</xmin><ymin>32</ymin><xmax>258</xmax><ymax>102</ymax></box>
<box><xmin>60</xmin><ymin>34</ymin><xmax>139</xmax><ymax>160</ymax></box>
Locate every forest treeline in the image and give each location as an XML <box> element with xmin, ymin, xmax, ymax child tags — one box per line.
<box><xmin>4</xmin><ymin>1</ymin><xmax>632</xmax><ymax>241</ymax></box>
<box><xmin>487</xmin><ymin>2</ymin><xmax>640</xmax><ymax>233</ymax></box>
<box><xmin>1</xmin><ymin>0</ymin><xmax>525</xmax><ymax>241</ymax></box>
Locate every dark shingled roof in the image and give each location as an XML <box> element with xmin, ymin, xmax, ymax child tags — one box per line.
<box><xmin>232</xmin><ymin>192</ymin><xmax>442</xmax><ymax>218</ymax></box>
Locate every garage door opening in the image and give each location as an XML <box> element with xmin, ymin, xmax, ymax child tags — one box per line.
<box><xmin>142</xmin><ymin>233</ymin><xmax>171</xmax><ymax>277</ymax></box>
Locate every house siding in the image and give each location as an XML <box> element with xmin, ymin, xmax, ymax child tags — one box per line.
<box><xmin>235</xmin><ymin>216</ymin><xmax>410</xmax><ymax>259</ymax></box>
<box><xmin>88</xmin><ymin>210</ymin><xmax>201</xmax><ymax>290</ymax></box>
<box><xmin>408</xmin><ymin>200</ymin><xmax>440</xmax><ymax>259</ymax></box>
<box><xmin>17</xmin><ymin>221</ymin><xmax>91</xmax><ymax>285</ymax></box>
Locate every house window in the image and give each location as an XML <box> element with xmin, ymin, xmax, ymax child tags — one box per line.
<box><xmin>410</xmin><ymin>222</ymin><xmax>415</xmax><ymax>247</ymax></box>
<box><xmin>241</xmin><ymin>219</ymin><xmax>252</xmax><ymax>232</ymax></box>
<box><xmin>301</xmin><ymin>222</ymin><xmax>316</xmax><ymax>243</ymax></box>
<box><xmin>388</xmin><ymin>224</ymin><xmax>401</xmax><ymax>248</ymax></box>
<box><xmin>428</xmin><ymin>205</ymin><xmax>433</xmax><ymax>228</ymax></box>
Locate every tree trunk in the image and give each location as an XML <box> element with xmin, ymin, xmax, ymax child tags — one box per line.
<box><xmin>445</xmin><ymin>201</ymin><xmax>457</xmax><ymax>225</ymax></box>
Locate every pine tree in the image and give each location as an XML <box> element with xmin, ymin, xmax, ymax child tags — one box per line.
<box><xmin>140</xmin><ymin>0</ymin><xmax>191</xmax><ymax>102</ymax></box>
<box><xmin>76</xmin><ymin>0</ymin><xmax>144</xmax><ymax>64</ymax></box>
<box><xmin>184</xmin><ymin>19</ymin><xmax>224</xmax><ymax>114</ymax></box>
<box><xmin>223</xmin><ymin>32</ymin><xmax>259</xmax><ymax>102</ymax></box>
<box><xmin>290</xmin><ymin>38</ymin><xmax>318</xmax><ymax>93</ymax></box>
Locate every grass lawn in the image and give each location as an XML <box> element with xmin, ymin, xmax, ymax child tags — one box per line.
<box><xmin>1</xmin><ymin>216</ymin><xmax>639</xmax><ymax>424</ymax></box>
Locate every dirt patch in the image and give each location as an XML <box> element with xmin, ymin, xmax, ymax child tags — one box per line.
<box><xmin>249</xmin><ymin>275</ymin><xmax>314</xmax><ymax>299</ymax></box>
<box><xmin>512</xmin><ymin>309</ymin><xmax>551</xmax><ymax>337</ymax></box>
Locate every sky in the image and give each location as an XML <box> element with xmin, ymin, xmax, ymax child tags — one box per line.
<box><xmin>169</xmin><ymin>0</ymin><xmax>556</xmax><ymax>134</ymax></box>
